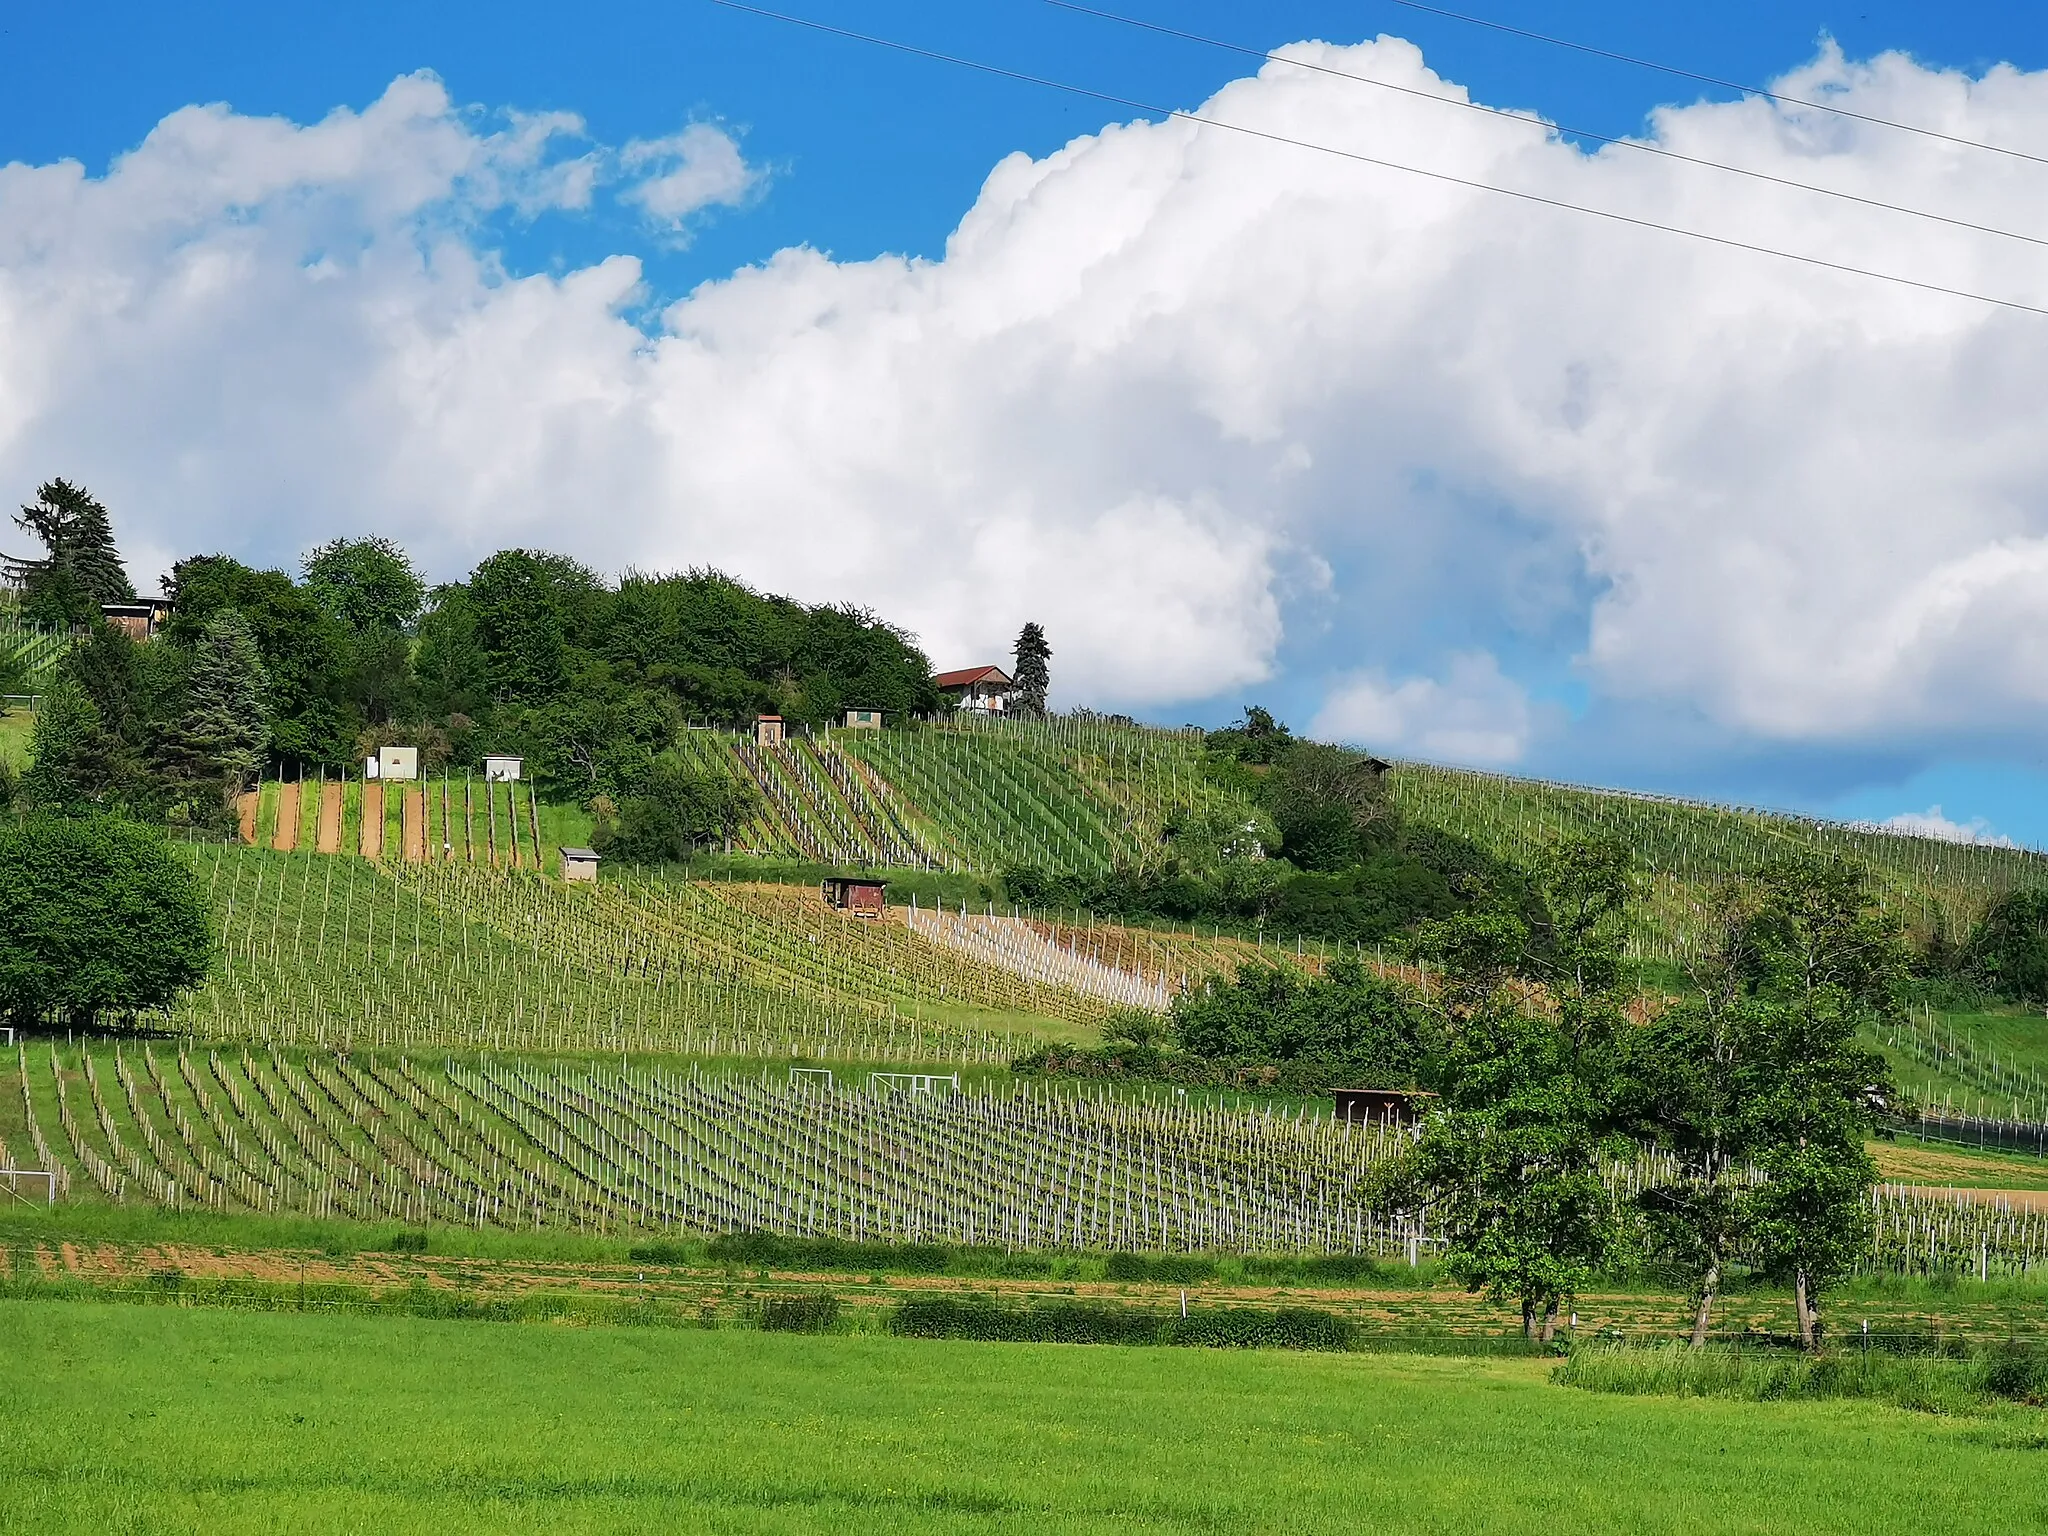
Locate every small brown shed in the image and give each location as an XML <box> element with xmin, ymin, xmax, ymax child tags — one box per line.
<box><xmin>821</xmin><ymin>876</ymin><xmax>888</xmax><ymax>916</ymax></box>
<box><xmin>754</xmin><ymin>714</ymin><xmax>786</xmax><ymax>747</ymax></box>
<box><xmin>1332</xmin><ymin>1087</ymin><xmax>1435</xmax><ymax>1126</ymax></box>
<box><xmin>561</xmin><ymin>847</ymin><xmax>601</xmax><ymax>884</ymax></box>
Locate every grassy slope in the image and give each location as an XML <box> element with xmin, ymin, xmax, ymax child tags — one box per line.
<box><xmin>0</xmin><ymin>706</ymin><xmax>29</xmax><ymax>772</ymax></box>
<box><xmin>4</xmin><ymin>1301</ymin><xmax>2043</xmax><ymax>1534</ymax></box>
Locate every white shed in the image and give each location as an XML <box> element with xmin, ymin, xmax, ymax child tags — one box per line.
<box><xmin>561</xmin><ymin>847</ymin><xmax>601</xmax><ymax>884</ymax></box>
<box><xmin>378</xmin><ymin>746</ymin><xmax>419</xmax><ymax>782</ymax></box>
<box><xmin>484</xmin><ymin>754</ymin><xmax>523</xmax><ymax>782</ymax></box>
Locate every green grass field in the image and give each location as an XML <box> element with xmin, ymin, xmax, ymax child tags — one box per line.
<box><xmin>0</xmin><ymin>706</ymin><xmax>30</xmax><ymax>773</ymax></box>
<box><xmin>2</xmin><ymin>1300</ymin><xmax>2042</xmax><ymax>1534</ymax></box>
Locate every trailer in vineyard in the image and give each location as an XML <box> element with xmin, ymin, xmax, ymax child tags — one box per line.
<box><xmin>821</xmin><ymin>876</ymin><xmax>888</xmax><ymax>915</ymax></box>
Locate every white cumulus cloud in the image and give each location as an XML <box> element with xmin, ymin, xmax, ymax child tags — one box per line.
<box><xmin>1870</xmin><ymin>806</ymin><xmax>2017</xmax><ymax>847</ymax></box>
<box><xmin>619</xmin><ymin>122</ymin><xmax>760</xmax><ymax>232</ymax></box>
<box><xmin>8</xmin><ymin>42</ymin><xmax>2048</xmax><ymax>742</ymax></box>
<box><xmin>1310</xmin><ymin>653</ymin><xmax>1534</xmax><ymax>766</ymax></box>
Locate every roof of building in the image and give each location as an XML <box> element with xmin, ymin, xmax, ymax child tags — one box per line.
<box><xmin>561</xmin><ymin>847</ymin><xmax>601</xmax><ymax>861</ymax></box>
<box><xmin>933</xmin><ymin>665</ymin><xmax>1015</xmax><ymax>690</ymax></box>
<box><xmin>756</xmin><ymin>713</ymin><xmax>783</xmax><ymax>721</ymax></box>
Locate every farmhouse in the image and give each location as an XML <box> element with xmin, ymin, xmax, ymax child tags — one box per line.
<box><xmin>934</xmin><ymin>665</ymin><xmax>1015</xmax><ymax>714</ymax></box>
<box><xmin>821</xmin><ymin>876</ymin><xmax>888</xmax><ymax>916</ymax></box>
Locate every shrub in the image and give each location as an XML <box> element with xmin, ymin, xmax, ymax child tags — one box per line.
<box><xmin>381</xmin><ymin>1231</ymin><xmax>429</xmax><ymax>1254</ymax></box>
<box><xmin>1104</xmin><ymin>1252</ymin><xmax>1216</xmax><ymax>1284</ymax></box>
<box><xmin>755</xmin><ymin>1293</ymin><xmax>841</xmax><ymax>1333</ymax></box>
<box><xmin>1167</xmin><ymin>1306</ymin><xmax>1355</xmax><ymax>1352</ymax></box>
<box><xmin>890</xmin><ymin>1297</ymin><xmax>1164</xmax><ymax>1346</ymax></box>
<box><xmin>1984</xmin><ymin>1343</ymin><xmax>2048</xmax><ymax>1406</ymax></box>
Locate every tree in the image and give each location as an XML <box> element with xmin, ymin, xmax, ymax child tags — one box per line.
<box><xmin>1390</xmin><ymin>838</ymin><xmax>1634</xmax><ymax>1340</ymax></box>
<box><xmin>1012</xmin><ymin>622</ymin><xmax>1050</xmax><ymax>717</ymax></box>
<box><xmin>593</xmin><ymin>755</ymin><xmax>758</xmax><ymax>863</ymax></box>
<box><xmin>0</xmin><ymin>816</ymin><xmax>212</xmax><ymax>1028</ymax></box>
<box><xmin>1965</xmin><ymin>889</ymin><xmax>2048</xmax><ymax>1003</ymax></box>
<box><xmin>302</xmin><ymin>537</ymin><xmax>426</xmax><ymax>634</ymax></box>
<box><xmin>5</xmin><ymin>480</ymin><xmax>134</xmax><ymax>625</ymax></box>
<box><xmin>19</xmin><ymin>673</ymin><xmax>109</xmax><ymax>809</ymax></box>
<box><xmin>1205</xmin><ymin>705</ymin><xmax>1295</xmax><ymax>765</ymax></box>
<box><xmin>156</xmin><ymin>611</ymin><xmax>270</xmax><ymax>802</ymax></box>
<box><xmin>1263</xmin><ymin>742</ymin><xmax>1395</xmax><ymax>871</ymax></box>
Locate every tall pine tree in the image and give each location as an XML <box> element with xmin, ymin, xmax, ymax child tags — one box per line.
<box><xmin>1012</xmin><ymin>622</ymin><xmax>1051</xmax><ymax>717</ymax></box>
<box><xmin>158</xmin><ymin>611</ymin><xmax>270</xmax><ymax>802</ymax></box>
<box><xmin>6</xmin><ymin>480</ymin><xmax>135</xmax><ymax>625</ymax></box>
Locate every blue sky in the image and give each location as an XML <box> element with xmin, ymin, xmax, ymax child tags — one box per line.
<box><xmin>6</xmin><ymin>2</ymin><xmax>2048</xmax><ymax>841</ymax></box>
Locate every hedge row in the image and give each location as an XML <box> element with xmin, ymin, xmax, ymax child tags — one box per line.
<box><xmin>887</xmin><ymin>1296</ymin><xmax>1356</xmax><ymax>1351</ymax></box>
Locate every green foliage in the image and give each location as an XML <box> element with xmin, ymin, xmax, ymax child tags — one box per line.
<box><xmin>302</xmin><ymin>537</ymin><xmax>426</xmax><ymax>635</ymax></box>
<box><xmin>1556</xmin><ymin>1340</ymin><xmax>2029</xmax><ymax>1415</ymax></box>
<box><xmin>20</xmin><ymin>673</ymin><xmax>109</xmax><ymax>810</ymax></box>
<box><xmin>155</xmin><ymin>610</ymin><xmax>270</xmax><ymax>799</ymax></box>
<box><xmin>753</xmin><ymin>1293</ymin><xmax>842</xmax><ymax>1333</ymax></box>
<box><xmin>1963</xmin><ymin>888</ymin><xmax>2048</xmax><ymax>1002</ymax></box>
<box><xmin>0</xmin><ymin>815</ymin><xmax>212</xmax><ymax>1026</ymax></box>
<box><xmin>591</xmin><ymin>753</ymin><xmax>758</xmax><ymax>863</ymax></box>
<box><xmin>1170</xmin><ymin>958</ymin><xmax>1440</xmax><ymax>1083</ymax></box>
<box><xmin>1204</xmin><ymin>704</ymin><xmax>1294</xmax><ymax>765</ymax></box>
<box><xmin>888</xmin><ymin>1295</ymin><xmax>1355</xmax><ymax>1351</ymax></box>
<box><xmin>6</xmin><ymin>479</ymin><xmax>134</xmax><ymax>625</ymax></box>
<box><xmin>1011</xmin><ymin>621</ymin><xmax>1050</xmax><ymax>717</ymax></box>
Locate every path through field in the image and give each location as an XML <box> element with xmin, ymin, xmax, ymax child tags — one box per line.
<box><xmin>271</xmin><ymin>781</ymin><xmax>299</xmax><ymax>852</ymax></box>
<box><xmin>402</xmin><ymin>789</ymin><xmax>425</xmax><ymax>862</ymax></box>
<box><xmin>359</xmin><ymin>784</ymin><xmax>382</xmax><ymax>859</ymax></box>
<box><xmin>316</xmin><ymin>782</ymin><xmax>343</xmax><ymax>854</ymax></box>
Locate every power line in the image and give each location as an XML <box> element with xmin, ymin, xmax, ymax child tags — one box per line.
<box><xmin>1045</xmin><ymin>0</ymin><xmax>2048</xmax><ymax>250</ymax></box>
<box><xmin>702</xmin><ymin>1</ymin><xmax>2048</xmax><ymax>319</ymax></box>
<box><xmin>1365</xmin><ymin>0</ymin><xmax>2048</xmax><ymax>169</ymax></box>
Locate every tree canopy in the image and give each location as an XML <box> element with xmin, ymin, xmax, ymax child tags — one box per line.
<box><xmin>5</xmin><ymin>479</ymin><xmax>135</xmax><ymax>625</ymax></box>
<box><xmin>0</xmin><ymin>816</ymin><xmax>213</xmax><ymax>1027</ymax></box>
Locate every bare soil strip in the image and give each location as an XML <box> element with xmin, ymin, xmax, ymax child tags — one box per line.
<box><xmin>402</xmin><ymin>788</ymin><xmax>425</xmax><ymax>862</ymax></box>
<box><xmin>236</xmin><ymin>792</ymin><xmax>259</xmax><ymax>845</ymax></box>
<box><xmin>360</xmin><ymin>784</ymin><xmax>383</xmax><ymax>859</ymax></box>
<box><xmin>271</xmin><ymin>781</ymin><xmax>300</xmax><ymax>852</ymax></box>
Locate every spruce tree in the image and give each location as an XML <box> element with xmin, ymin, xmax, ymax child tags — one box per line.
<box><xmin>20</xmin><ymin>673</ymin><xmax>109</xmax><ymax>809</ymax></box>
<box><xmin>158</xmin><ymin>611</ymin><xmax>270</xmax><ymax>800</ymax></box>
<box><xmin>1012</xmin><ymin>622</ymin><xmax>1051</xmax><ymax>717</ymax></box>
<box><xmin>6</xmin><ymin>480</ymin><xmax>135</xmax><ymax>624</ymax></box>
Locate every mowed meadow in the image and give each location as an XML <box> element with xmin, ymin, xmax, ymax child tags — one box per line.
<box><xmin>5</xmin><ymin>1300</ymin><xmax>2045</xmax><ymax>1535</ymax></box>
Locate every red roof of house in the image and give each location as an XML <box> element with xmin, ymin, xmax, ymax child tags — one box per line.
<box><xmin>934</xmin><ymin>665</ymin><xmax>1014</xmax><ymax>690</ymax></box>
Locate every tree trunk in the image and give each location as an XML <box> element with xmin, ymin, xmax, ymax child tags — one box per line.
<box><xmin>1690</xmin><ymin>1249</ymin><xmax>1722</xmax><ymax>1349</ymax></box>
<box><xmin>1794</xmin><ymin>1269</ymin><xmax>1816</xmax><ymax>1350</ymax></box>
<box><xmin>1539</xmin><ymin>1299</ymin><xmax>1560</xmax><ymax>1344</ymax></box>
<box><xmin>1522</xmin><ymin>1295</ymin><xmax>1538</xmax><ymax>1340</ymax></box>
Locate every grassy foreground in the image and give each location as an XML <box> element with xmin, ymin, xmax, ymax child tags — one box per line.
<box><xmin>3</xmin><ymin>1302</ymin><xmax>2045</xmax><ymax>1533</ymax></box>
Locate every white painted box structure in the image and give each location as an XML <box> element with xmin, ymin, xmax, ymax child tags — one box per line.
<box><xmin>484</xmin><ymin>754</ymin><xmax>523</xmax><ymax>782</ymax></box>
<box><xmin>377</xmin><ymin>746</ymin><xmax>419</xmax><ymax>782</ymax></box>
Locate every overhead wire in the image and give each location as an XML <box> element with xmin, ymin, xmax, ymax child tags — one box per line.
<box><xmin>1045</xmin><ymin>0</ymin><xmax>2048</xmax><ymax>251</ymax></box>
<box><xmin>702</xmin><ymin>0</ymin><xmax>2048</xmax><ymax>319</ymax></box>
<box><xmin>1364</xmin><ymin>0</ymin><xmax>2048</xmax><ymax>169</ymax></box>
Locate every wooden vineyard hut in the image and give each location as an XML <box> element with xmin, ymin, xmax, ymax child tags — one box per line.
<box><xmin>754</xmin><ymin>714</ymin><xmax>786</xmax><ymax>747</ymax></box>
<box><xmin>561</xmin><ymin>847</ymin><xmax>601</xmax><ymax>884</ymax></box>
<box><xmin>821</xmin><ymin>876</ymin><xmax>888</xmax><ymax>916</ymax></box>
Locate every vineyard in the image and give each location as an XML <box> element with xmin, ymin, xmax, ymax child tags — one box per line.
<box><xmin>8</xmin><ymin>1042</ymin><xmax>2047</xmax><ymax>1276</ymax></box>
<box><xmin>232</xmin><ymin>772</ymin><xmax>578</xmax><ymax>872</ymax></box>
<box><xmin>0</xmin><ymin>606</ymin><xmax>70</xmax><ymax>689</ymax></box>
<box><xmin>144</xmin><ymin>845</ymin><xmax>1263</xmax><ymax>1058</ymax></box>
<box><xmin>669</xmin><ymin>715</ymin><xmax>1261</xmax><ymax>877</ymax></box>
<box><xmin>1388</xmin><ymin>761</ymin><xmax>2048</xmax><ymax>958</ymax></box>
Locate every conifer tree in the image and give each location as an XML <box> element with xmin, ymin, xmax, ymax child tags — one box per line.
<box><xmin>5</xmin><ymin>480</ymin><xmax>135</xmax><ymax>625</ymax></box>
<box><xmin>20</xmin><ymin>672</ymin><xmax>109</xmax><ymax>809</ymax></box>
<box><xmin>1012</xmin><ymin>622</ymin><xmax>1051</xmax><ymax>717</ymax></box>
<box><xmin>158</xmin><ymin>611</ymin><xmax>270</xmax><ymax>801</ymax></box>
